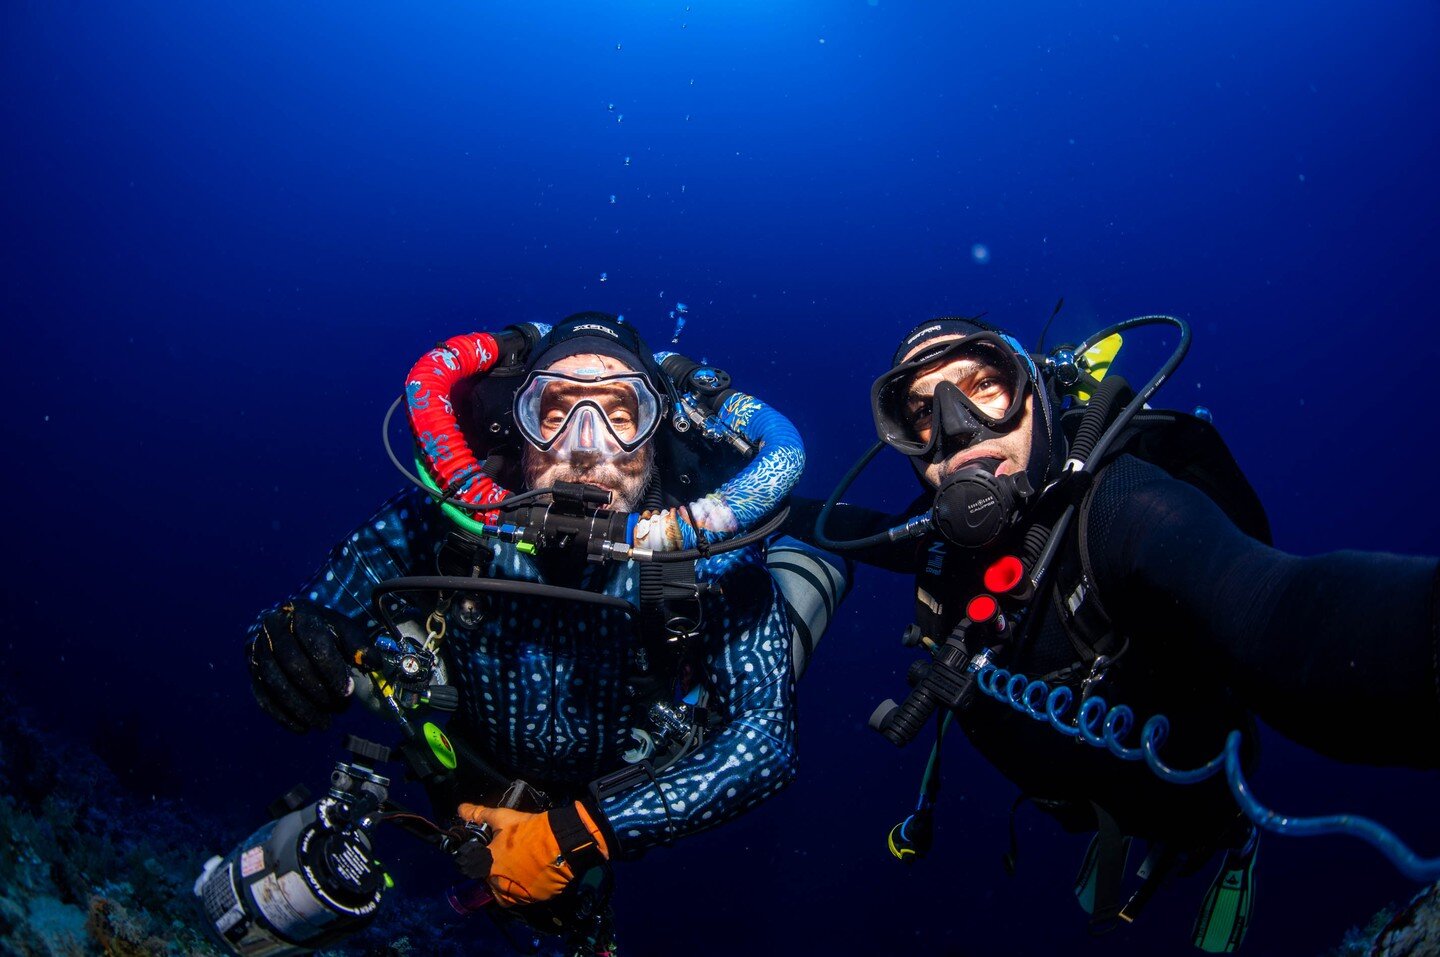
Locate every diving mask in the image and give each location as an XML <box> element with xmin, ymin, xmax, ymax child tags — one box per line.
<box><xmin>871</xmin><ymin>332</ymin><xmax>1031</xmax><ymax>460</ymax></box>
<box><xmin>514</xmin><ymin>367</ymin><xmax>664</xmax><ymax>456</ymax></box>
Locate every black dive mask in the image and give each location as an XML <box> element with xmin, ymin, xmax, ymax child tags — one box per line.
<box><xmin>924</xmin><ymin>382</ymin><xmax>1012</xmax><ymax>461</ymax></box>
<box><xmin>930</xmin><ymin>458</ymin><xmax>1035</xmax><ymax>549</ymax></box>
<box><xmin>872</xmin><ymin>332</ymin><xmax>1030</xmax><ymax>460</ymax></box>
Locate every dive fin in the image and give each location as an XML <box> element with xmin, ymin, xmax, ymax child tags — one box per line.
<box><xmin>1192</xmin><ymin>830</ymin><xmax>1259</xmax><ymax>953</ymax></box>
<box><xmin>1074</xmin><ymin>829</ymin><xmax>1132</xmax><ymax>917</ymax></box>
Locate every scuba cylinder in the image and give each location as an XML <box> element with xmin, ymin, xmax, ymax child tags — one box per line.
<box><xmin>193</xmin><ymin>755</ymin><xmax>391</xmax><ymax>956</ymax></box>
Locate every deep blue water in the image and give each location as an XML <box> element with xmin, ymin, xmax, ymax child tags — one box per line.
<box><xmin>4</xmin><ymin>2</ymin><xmax>1439</xmax><ymax>955</ymax></box>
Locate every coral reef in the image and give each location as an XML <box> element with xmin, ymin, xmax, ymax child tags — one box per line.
<box><xmin>1323</xmin><ymin>905</ymin><xmax>1398</xmax><ymax>957</ymax></box>
<box><xmin>1321</xmin><ymin>882</ymin><xmax>1440</xmax><ymax>957</ymax></box>
<box><xmin>0</xmin><ymin>698</ymin><xmax>497</xmax><ymax>956</ymax></box>
<box><xmin>1369</xmin><ymin>881</ymin><xmax>1440</xmax><ymax>957</ymax></box>
<box><xmin>0</xmin><ymin>697</ymin><xmax>227</xmax><ymax>956</ymax></box>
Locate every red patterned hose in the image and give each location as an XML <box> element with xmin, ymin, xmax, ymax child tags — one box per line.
<box><xmin>405</xmin><ymin>332</ymin><xmax>511</xmax><ymax>523</ymax></box>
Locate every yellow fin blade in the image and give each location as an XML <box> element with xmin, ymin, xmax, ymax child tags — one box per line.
<box><xmin>1076</xmin><ymin>333</ymin><xmax>1123</xmax><ymax>401</ymax></box>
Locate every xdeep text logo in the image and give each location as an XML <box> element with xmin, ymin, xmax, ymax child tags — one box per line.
<box><xmin>572</xmin><ymin>324</ymin><xmax>619</xmax><ymax>337</ymax></box>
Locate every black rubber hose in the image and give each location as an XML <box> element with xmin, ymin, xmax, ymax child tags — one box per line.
<box><xmin>372</xmin><ymin>576</ymin><xmax>636</xmax><ymax>639</ymax></box>
<box><xmin>1021</xmin><ymin>522</ymin><xmax>1052</xmax><ymax>568</ymax></box>
<box><xmin>1068</xmin><ymin>375</ymin><xmax>1130</xmax><ymax>464</ymax></box>
<box><xmin>815</xmin><ymin>441</ymin><xmax>903</xmax><ymax>551</ymax></box>
<box><xmin>638</xmin><ymin>482</ymin><xmax>665</xmax><ymax>617</ymax></box>
<box><xmin>1074</xmin><ymin>316</ymin><xmax>1191</xmax><ymax>469</ymax></box>
<box><xmin>1026</xmin><ymin>315</ymin><xmax>1192</xmax><ymax>593</ymax></box>
<box><xmin>637</xmin><ymin>506</ymin><xmax>790</xmax><ymax>563</ymax></box>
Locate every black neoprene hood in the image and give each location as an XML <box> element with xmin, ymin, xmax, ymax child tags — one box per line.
<box><xmin>529</xmin><ymin>312</ymin><xmax>666</xmax><ymax>392</ymax></box>
<box><xmin>890</xmin><ymin>316</ymin><xmax>999</xmax><ymax>366</ymax></box>
<box><xmin>884</xmin><ymin>315</ymin><xmax>1067</xmax><ymax>495</ymax></box>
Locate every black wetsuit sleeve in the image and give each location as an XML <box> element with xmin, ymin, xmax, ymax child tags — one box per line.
<box><xmin>1089</xmin><ymin>458</ymin><xmax>1440</xmax><ymax>767</ymax></box>
<box><xmin>784</xmin><ymin>494</ymin><xmax>929</xmax><ymax>574</ymax></box>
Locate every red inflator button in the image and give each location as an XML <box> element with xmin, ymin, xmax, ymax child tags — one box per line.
<box><xmin>983</xmin><ymin>555</ymin><xmax>1026</xmax><ymax>595</ymax></box>
<box><xmin>966</xmin><ymin>595</ymin><xmax>999</xmax><ymax>623</ymax></box>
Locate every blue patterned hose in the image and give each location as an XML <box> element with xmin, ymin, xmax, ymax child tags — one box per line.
<box><xmin>630</xmin><ymin>361</ymin><xmax>806</xmax><ymax>552</ymax></box>
<box><xmin>708</xmin><ymin>392</ymin><xmax>806</xmax><ymax>527</ymax></box>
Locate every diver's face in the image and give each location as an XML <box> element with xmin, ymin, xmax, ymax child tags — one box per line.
<box><xmin>521</xmin><ymin>353</ymin><xmax>655</xmax><ymax>510</ymax></box>
<box><xmin>901</xmin><ymin>335</ymin><xmax>1033</xmax><ymax>490</ymax></box>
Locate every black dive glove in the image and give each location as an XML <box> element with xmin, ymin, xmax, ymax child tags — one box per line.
<box><xmin>246</xmin><ymin>600</ymin><xmax>362</xmax><ymax>733</ymax></box>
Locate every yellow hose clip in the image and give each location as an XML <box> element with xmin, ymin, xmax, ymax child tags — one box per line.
<box><xmin>887</xmin><ymin>820</ymin><xmax>917</xmax><ymax>862</ymax></box>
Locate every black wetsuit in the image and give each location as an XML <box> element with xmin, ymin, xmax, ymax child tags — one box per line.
<box><xmin>799</xmin><ymin>450</ymin><xmax>1440</xmax><ymax>848</ymax></box>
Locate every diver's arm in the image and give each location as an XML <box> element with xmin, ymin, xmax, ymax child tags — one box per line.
<box><xmin>285</xmin><ymin>487</ymin><xmax>447</xmax><ymax>621</ymax></box>
<box><xmin>633</xmin><ymin>393</ymin><xmax>806</xmax><ymax>550</ymax></box>
<box><xmin>598</xmin><ymin>553</ymin><xmax>798</xmax><ymax>855</ymax></box>
<box><xmin>244</xmin><ymin>487</ymin><xmax>447</xmax><ymax>730</ymax></box>
<box><xmin>1092</xmin><ymin>460</ymin><xmax>1440</xmax><ymax>767</ymax></box>
<box><xmin>784</xmin><ymin>494</ymin><xmax>930</xmax><ymax>574</ymax></box>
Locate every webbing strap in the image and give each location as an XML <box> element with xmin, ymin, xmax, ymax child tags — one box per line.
<box><xmin>550</xmin><ymin>803</ymin><xmax>607</xmax><ymax>874</ymax></box>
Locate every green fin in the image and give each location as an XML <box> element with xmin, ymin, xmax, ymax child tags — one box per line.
<box><xmin>1192</xmin><ymin>833</ymin><xmax>1259</xmax><ymax>953</ymax></box>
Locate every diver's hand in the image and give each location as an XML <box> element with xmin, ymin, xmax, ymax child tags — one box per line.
<box><xmin>455</xmin><ymin>802</ymin><xmax>610</xmax><ymax>907</ymax></box>
<box><xmin>246</xmin><ymin>600</ymin><xmax>358</xmax><ymax>733</ymax></box>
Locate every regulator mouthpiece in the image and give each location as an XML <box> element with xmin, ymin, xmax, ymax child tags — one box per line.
<box><xmin>930</xmin><ymin>459</ymin><xmax>1034</xmax><ymax>549</ymax></box>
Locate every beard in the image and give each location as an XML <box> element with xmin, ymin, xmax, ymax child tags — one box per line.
<box><xmin>521</xmin><ymin>443</ymin><xmax>656</xmax><ymax>512</ymax></box>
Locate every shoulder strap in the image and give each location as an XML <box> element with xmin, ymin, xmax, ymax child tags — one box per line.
<box><xmin>1050</xmin><ymin>407</ymin><xmax>1271</xmax><ymax>675</ymax></box>
<box><xmin>910</xmin><ymin>541</ymin><xmax>952</xmax><ymax>646</ymax></box>
<box><xmin>1048</xmin><ymin>478</ymin><xmax>1127</xmax><ymax>673</ymax></box>
<box><xmin>632</xmin><ymin>555</ymin><xmax>706</xmax><ymax>702</ymax></box>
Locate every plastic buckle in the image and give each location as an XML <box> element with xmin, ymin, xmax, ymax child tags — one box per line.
<box><xmin>588</xmin><ymin>762</ymin><xmax>655</xmax><ymax>804</ymax></box>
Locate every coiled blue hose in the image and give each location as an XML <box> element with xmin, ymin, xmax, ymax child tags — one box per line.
<box><xmin>974</xmin><ymin>664</ymin><xmax>1440</xmax><ymax>882</ymax></box>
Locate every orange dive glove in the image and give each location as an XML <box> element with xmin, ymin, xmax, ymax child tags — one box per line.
<box><xmin>456</xmin><ymin>801</ymin><xmax>610</xmax><ymax>908</ymax></box>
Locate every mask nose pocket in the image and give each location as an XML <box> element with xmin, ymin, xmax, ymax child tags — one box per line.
<box><xmin>572</xmin><ymin>406</ymin><xmax>601</xmax><ymax>452</ymax></box>
<box><xmin>552</xmin><ymin>401</ymin><xmax>624</xmax><ymax>461</ymax></box>
<box><xmin>935</xmin><ymin>382</ymin><xmax>984</xmax><ymax>446</ymax></box>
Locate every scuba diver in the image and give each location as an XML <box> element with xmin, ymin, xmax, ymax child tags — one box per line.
<box><xmin>803</xmin><ymin>313</ymin><xmax>1440</xmax><ymax>952</ymax></box>
<box><xmin>236</xmin><ymin>313</ymin><xmax>846</xmax><ymax>954</ymax></box>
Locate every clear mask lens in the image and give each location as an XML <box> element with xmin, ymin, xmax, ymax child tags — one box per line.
<box><xmin>549</xmin><ymin>402</ymin><xmax>619</xmax><ymax>459</ymax></box>
<box><xmin>515</xmin><ymin>370</ymin><xmax>662</xmax><ymax>455</ymax></box>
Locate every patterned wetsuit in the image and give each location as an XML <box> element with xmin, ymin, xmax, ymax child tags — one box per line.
<box><xmin>249</xmin><ymin>486</ymin><xmax>798</xmax><ymax>856</ymax></box>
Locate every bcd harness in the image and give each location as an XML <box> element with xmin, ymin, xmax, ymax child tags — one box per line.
<box><xmin>890</xmin><ymin>387</ymin><xmax>1273</xmax><ymax>949</ymax></box>
<box><xmin>430</xmin><ymin>519</ymin><xmax>723</xmax><ymax>817</ymax></box>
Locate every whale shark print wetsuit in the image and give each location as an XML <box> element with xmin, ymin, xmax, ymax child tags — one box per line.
<box><xmin>252</xmin><ymin>486</ymin><xmax>798</xmax><ymax>857</ymax></box>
